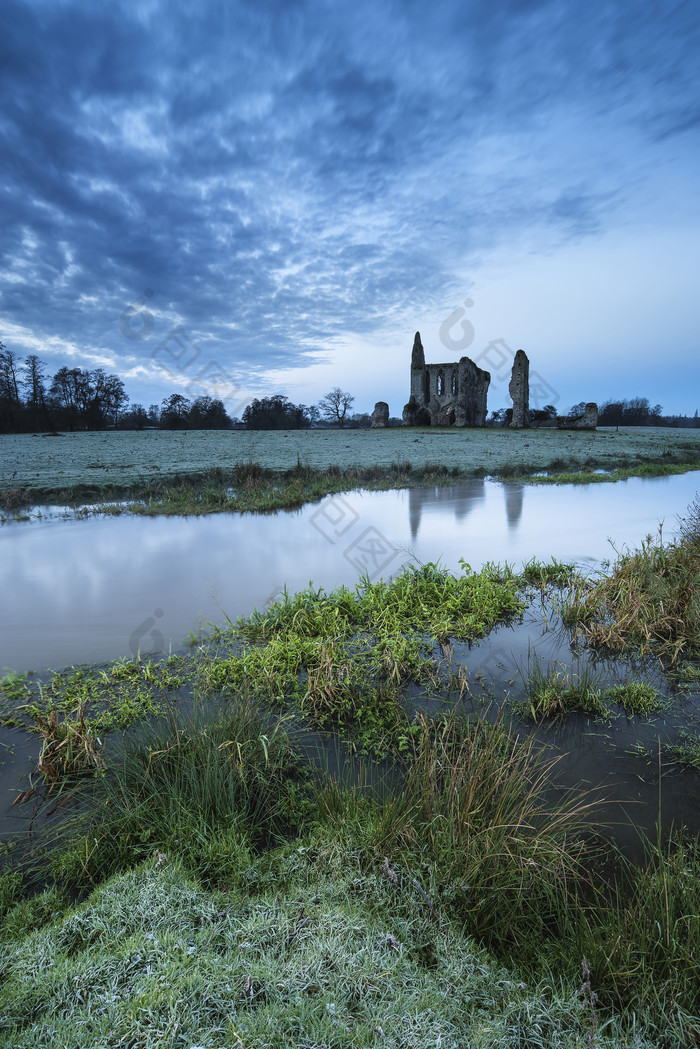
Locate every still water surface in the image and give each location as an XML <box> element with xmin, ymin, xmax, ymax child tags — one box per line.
<box><xmin>1</xmin><ymin>473</ymin><xmax>698</xmax><ymax>674</ymax></box>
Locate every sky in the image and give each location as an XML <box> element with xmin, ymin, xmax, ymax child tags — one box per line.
<box><xmin>1</xmin><ymin>0</ymin><xmax>699</xmax><ymax>419</ymax></box>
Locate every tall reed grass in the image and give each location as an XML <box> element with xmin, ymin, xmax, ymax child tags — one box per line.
<box><xmin>38</xmin><ymin>698</ymin><xmax>311</xmax><ymax>890</ymax></box>
<box><xmin>560</xmin><ymin>517</ymin><xmax>700</xmax><ymax>662</ymax></box>
<box><xmin>319</xmin><ymin>711</ymin><xmax>599</xmax><ymax>951</ymax></box>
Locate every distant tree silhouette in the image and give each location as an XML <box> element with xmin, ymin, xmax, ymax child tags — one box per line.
<box><xmin>119</xmin><ymin>403</ymin><xmax>149</xmax><ymax>429</ymax></box>
<box><xmin>0</xmin><ymin>344</ymin><xmax>22</xmax><ymax>432</ymax></box>
<box><xmin>243</xmin><ymin>395</ymin><xmax>312</xmax><ymax>429</ymax></box>
<box><xmin>598</xmin><ymin>398</ymin><xmax>662</xmax><ymax>426</ymax></box>
<box><xmin>346</xmin><ymin>412</ymin><xmax>371</xmax><ymax>428</ymax></box>
<box><xmin>49</xmin><ymin>366</ymin><xmax>128</xmax><ymax>429</ymax></box>
<box><xmin>160</xmin><ymin>393</ymin><xmax>192</xmax><ymax>429</ymax></box>
<box><xmin>21</xmin><ymin>354</ymin><xmax>51</xmax><ymax>429</ymax></box>
<box><xmin>188</xmin><ymin>395</ymin><xmax>231</xmax><ymax>429</ymax></box>
<box><xmin>318</xmin><ymin>387</ymin><xmax>354</xmax><ymax>427</ymax></box>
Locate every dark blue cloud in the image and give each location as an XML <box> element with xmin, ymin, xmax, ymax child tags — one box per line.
<box><xmin>1</xmin><ymin>0</ymin><xmax>698</xmax><ymax>409</ymax></box>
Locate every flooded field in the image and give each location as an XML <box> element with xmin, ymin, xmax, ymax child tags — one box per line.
<box><xmin>1</xmin><ymin>472</ymin><xmax>698</xmax><ymax>673</ymax></box>
<box><xmin>2</xmin><ymin>425</ymin><xmax>700</xmax><ymax>491</ymax></box>
<box><xmin>1</xmin><ymin>472</ymin><xmax>699</xmax><ymax>857</ymax></box>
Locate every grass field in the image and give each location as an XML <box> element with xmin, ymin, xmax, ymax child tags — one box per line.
<box><xmin>2</xmin><ymin>426</ymin><xmax>700</xmax><ymax>493</ymax></box>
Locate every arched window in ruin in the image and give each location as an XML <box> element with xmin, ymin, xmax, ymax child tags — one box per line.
<box><xmin>437</xmin><ymin>369</ymin><xmax>445</xmax><ymax>396</ymax></box>
<box><xmin>424</xmin><ymin>371</ymin><xmax>430</xmax><ymax>403</ymax></box>
<box><xmin>451</xmin><ymin>370</ymin><xmax>458</xmax><ymax>396</ymax></box>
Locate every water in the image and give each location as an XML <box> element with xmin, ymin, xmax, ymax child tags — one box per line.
<box><xmin>1</xmin><ymin>473</ymin><xmax>697</xmax><ymax>674</ymax></box>
<box><xmin>1</xmin><ymin>473</ymin><xmax>699</xmax><ymax>852</ymax></box>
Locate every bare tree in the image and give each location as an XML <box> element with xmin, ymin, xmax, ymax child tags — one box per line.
<box><xmin>0</xmin><ymin>344</ymin><xmax>22</xmax><ymax>431</ymax></box>
<box><xmin>22</xmin><ymin>354</ymin><xmax>51</xmax><ymax>428</ymax></box>
<box><xmin>318</xmin><ymin>387</ymin><xmax>355</xmax><ymax>428</ymax></box>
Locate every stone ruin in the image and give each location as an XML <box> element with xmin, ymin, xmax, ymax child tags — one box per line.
<box><xmin>508</xmin><ymin>349</ymin><xmax>530</xmax><ymax>429</ymax></box>
<box><xmin>402</xmin><ymin>332</ymin><xmax>490</xmax><ymax>427</ymax></box>
<box><xmin>371</xmin><ymin>401</ymin><xmax>389</xmax><ymax>428</ymax></box>
<box><xmin>399</xmin><ymin>332</ymin><xmax>593</xmax><ymax>431</ymax></box>
<box><xmin>556</xmin><ymin>402</ymin><xmax>598</xmax><ymax>430</ymax></box>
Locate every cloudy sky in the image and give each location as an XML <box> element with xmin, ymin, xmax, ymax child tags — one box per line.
<box><xmin>2</xmin><ymin>0</ymin><xmax>698</xmax><ymax>418</ymax></box>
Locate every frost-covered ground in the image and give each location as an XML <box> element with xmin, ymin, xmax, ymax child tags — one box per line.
<box><xmin>0</xmin><ymin>855</ymin><xmax>671</xmax><ymax>1049</ymax></box>
<box><xmin>2</xmin><ymin>426</ymin><xmax>700</xmax><ymax>491</ymax></box>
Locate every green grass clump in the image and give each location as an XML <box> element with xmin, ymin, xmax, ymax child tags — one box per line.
<box><xmin>667</xmin><ymin>732</ymin><xmax>700</xmax><ymax>768</ymax></box>
<box><xmin>39</xmin><ymin>698</ymin><xmax>311</xmax><ymax>891</ymax></box>
<box><xmin>520</xmin><ymin>556</ymin><xmax>582</xmax><ymax>588</ymax></box>
<box><xmin>520</xmin><ymin>659</ymin><xmax>608</xmax><ymax>720</ymax></box>
<box><xmin>237</xmin><ymin>560</ymin><xmax>524</xmax><ymax>645</ymax></box>
<box><xmin>201</xmin><ymin>635</ymin><xmax>418</xmax><ymax>756</ymax></box>
<box><xmin>33</xmin><ymin>702</ymin><xmax>103</xmax><ymax>783</ymax></box>
<box><xmin>604</xmin><ymin>681</ymin><xmax>665</xmax><ymax>715</ymax></box>
<box><xmin>0</xmin><ymin>671</ymin><xmax>29</xmax><ymax>705</ymax></box>
<box><xmin>560</xmin><ymin>514</ymin><xmax>700</xmax><ymax>662</ymax></box>
<box><xmin>199</xmin><ymin>561</ymin><xmax>524</xmax><ymax>754</ymax></box>
<box><xmin>1</xmin><ymin>658</ymin><xmax>186</xmax><ymax>737</ymax></box>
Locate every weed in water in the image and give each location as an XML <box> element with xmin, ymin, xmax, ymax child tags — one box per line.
<box><xmin>559</xmin><ymin>514</ymin><xmax>700</xmax><ymax>662</ymax></box>
<box><xmin>519</xmin><ymin>656</ymin><xmax>608</xmax><ymax>720</ymax></box>
<box><xmin>604</xmin><ymin>680</ymin><xmax>665</xmax><ymax>715</ymax></box>
<box><xmin>34</xmin><ymin>703</ymin><xmax>103</xmax><ymax>785</ymax></box>
<box><xmin>0</xmin><ymin>672</ymin><xmax>29</xmax><ymax>705</ymax></box>
<box><xmin>520</xmin><ymin>556</ymin><xmax>582</xmax><ymax>589</ymax></box>
<box><xmin>667</xmin><ymin>732</ymin><xmax>700</xmax><ymax>769</ymax></box>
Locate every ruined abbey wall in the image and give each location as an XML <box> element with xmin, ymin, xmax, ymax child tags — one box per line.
<box><xmin>404</xmin><ymin>331</ymin><xmax>490</xmax><ymax>427</ymax></box>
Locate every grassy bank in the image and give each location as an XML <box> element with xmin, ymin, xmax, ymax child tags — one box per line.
<box><xmin>2</xmin><ymin>454</ymin><xmax>699</xmax><ymax>520</ymax></box>
<box><xmin>2</xmin><ymin>426</ymin><xmax>700</xmax><ymax>518</ymax></box>
<box><xmin>1</xmin><ymin>699</ymin><xmax>699</xmax><ymax>1046</ymax></box>
<box><xmin>560</xmin><ymin>495</ymin><xmax>700</xmax><ymax>663</ymax></box>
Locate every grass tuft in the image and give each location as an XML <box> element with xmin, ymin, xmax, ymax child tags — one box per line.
<box><xmin>36</xmin><ymin>698</ymin><xmax>311</xmax><ymax>891</ymax></box>
<box><xmin>520</xmin><ymin>658</ymin><xmax>608</xmax><ymax>720</ymax></box>
<box><xmin>604</xmin><ymin>681</ymin><xmax>665</xmax><ymax>715</ymax></box>
<box><xmin>34</xmin><ymin>703</ymin><xmax>103</xmax><ymax>783</ymax></box>
<box><xmin>560</xmin><ymin>517</ymin><xmax>700</xmax><ymax>662</ymax></box>
<box><xmin>667</xmin><ymin>732</ymin><xmax>700</xmax><ymax>768</ymax></box>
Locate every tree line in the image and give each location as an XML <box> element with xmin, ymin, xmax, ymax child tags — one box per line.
<box><xmin>241</xmin><ymin>389</ymin><xmax>367</xmax><ymax>429</ymax></box>
<box><xmin>0</xmin><ymin>346</ymin><xmax>365</xmax><ymax>433</ymax></box>
<box><xmin>0</xmin><ymin>345</ymin><xmax>235</xmax><ymax>433</ymax></box>
<box><xmin>3</xmin><ymin>343</ymin><xmax>696</xmax><ymax>433</ymax></box>
<box><xmin>489</xmin><ymin>398</ymin><xmax>699</xmax><ymax>428</ymax></box>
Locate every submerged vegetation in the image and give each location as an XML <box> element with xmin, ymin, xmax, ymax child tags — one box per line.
<box><xmin>520</xmin><ymin>659</ymin><xmax>609</xmax><ymax>720</ymax></box>
<box><xmin>2</xmin><ymin>561</ymin><xmax>526</xmax><ymax>759</ymax></box>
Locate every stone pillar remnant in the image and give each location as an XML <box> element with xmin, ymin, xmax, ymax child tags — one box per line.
<box><xmin>509</xmin><ymin>349</ymin><xmax>530</xmax><ymax>428</ymax></box>
<box><xmin>371</xmin><ymin>401</ymin><xmax>389</xmax><ymax>428</ymax></box>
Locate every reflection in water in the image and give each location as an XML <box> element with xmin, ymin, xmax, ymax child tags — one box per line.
<box><xmin>408</xmin><ymin>479</ymin><xmax>486</xmax><ymax>539</ymax></box>
<box><xmin>504</xmin><ymin>484</ymin><xmax>524</xmax><ymax>529</ymax></box>
<box><xmin>1</xmin><ymin>472</ymin><xmax>697</xmax><ymax>674</ymax></box>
